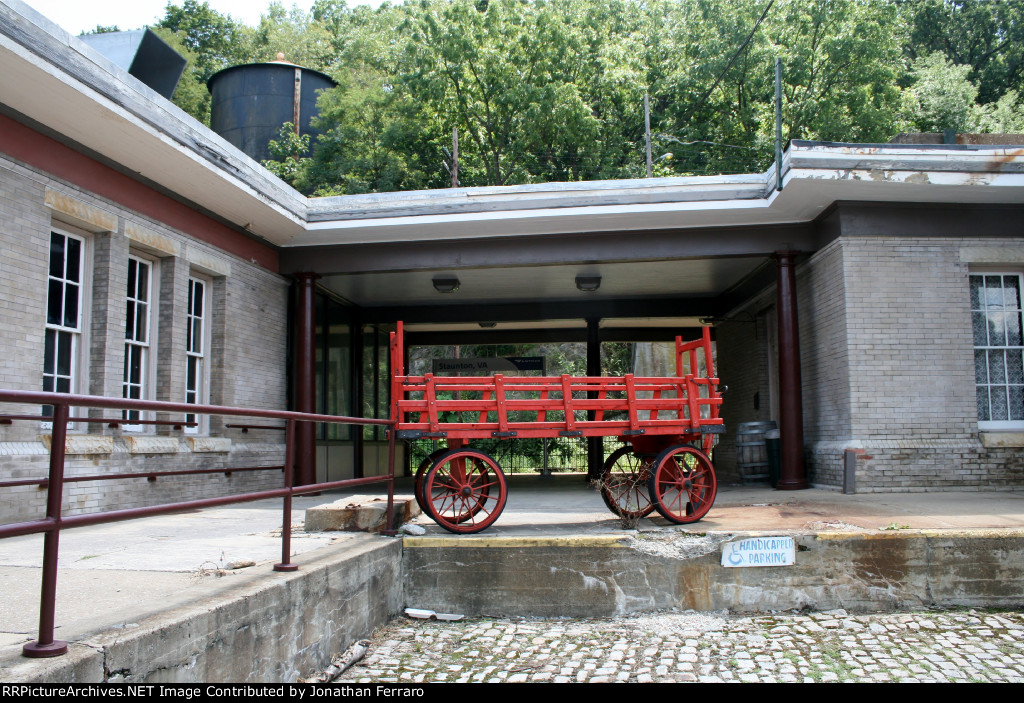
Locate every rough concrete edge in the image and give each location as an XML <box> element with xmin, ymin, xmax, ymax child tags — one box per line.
<box><xmin>0</xmin><ymin>643</ymin><xmax>104</xmax><ymax>684</ymax></box>
<box><xmin>1</xmin><ymin>536</ymin><xmax>403</xmax><ymax>683</ymax></box>
<box><xmin>403</xmin><ymin>535</ymin><xmax>633</xmax><ymax>549</ymax></box>
<box><xmin>814</xmin><ymin>528</ymin><xmax>1024</xmax><ymax>540</ymax></box>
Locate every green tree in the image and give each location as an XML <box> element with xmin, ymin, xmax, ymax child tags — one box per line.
<box><xmin>299</xmin><ymin>67</ymin><xmax>442</xmax><ymax>195</ymax></box>
<box><xmin>762</xmin><ymin>0</ymin><xmax>910</xmax><ymax>144</ymax></box>
<box><xmin>155</xmin><ymin>0</ymin><xmax>251</xmax><ymax>123</ymax></box>
<box><xmin>261</xmin><ymin>122</ymin><xmax>312</xmax><ymax>186</ymax></box>
<box><xmin>908</xmin><ymin>51</ymin><xmax>981</xmax><ymax>132</ymax></box>
<box><xmin>401</xmin><ymin>0</ymin><xmax>608</xmax><ymax>185</ymax></box>
<box><xmin>905</xmin><ymin>0</ymin><xmax>1024</xmax><ymax>105</ymax></box>
<box><xmin>976</xmin><ymin>90</ymin><xmax>1024</xmax><ymax>133</ymax></box>
<box><xmin>243</xmin><ymin>2</ymin><xmax>336</xmax><ymax>69</ymax></box>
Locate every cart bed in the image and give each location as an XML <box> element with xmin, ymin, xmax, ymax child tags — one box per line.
<box><xmin>390</xmin><ymin>322</ymin><xmax>723</xmax><ymax>441</ymax></box>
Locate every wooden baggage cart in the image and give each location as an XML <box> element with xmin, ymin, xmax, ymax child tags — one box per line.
<box><xmin>390</xmin><ymin>322</ymin><xmax>725</xmax><ymax>533</ymax></box>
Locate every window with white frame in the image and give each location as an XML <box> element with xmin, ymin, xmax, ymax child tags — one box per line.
<box><xmin>185</xmin><ymin>276</ymin><xmax>210</xmax><ymax>432</ymax></box>
<box><xmin>971</xmin><ymin>273</ymin><xmax>1024</xmax><ymax>428</ymax></box>
<box><xmin>123</xmin><ymin>255</ymin><xmax>155</xmax><ymax>426</ymax></box>
<box><xmin>43</xmin><ymin>229</ymin><xmax>85</xmax><ymax>413</ymax></box>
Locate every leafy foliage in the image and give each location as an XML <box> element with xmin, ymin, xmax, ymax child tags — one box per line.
<box><xmin>261</xmin><ymin>123</ymin><xmax>312</xmax><ymax>185</ymax></box>
<box><xmin>151</xmin><ymin>0</ymin><xmax>1024</xmax><ymax>193</ymax></box>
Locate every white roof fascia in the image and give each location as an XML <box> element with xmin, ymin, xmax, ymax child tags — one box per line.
<box><xmin>298</xmin><ymin>197</ymin><xmax>777</xmax><ymax>246</ymax></box>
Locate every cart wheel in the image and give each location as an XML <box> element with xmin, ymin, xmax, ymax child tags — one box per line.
<box><xmin>422</xmin><ymin>449</ymin><xmax>508</xmax><ymax>534</ymax></box>
<box><xmin>599</xmin><ymin>445</ymin><xmax>656</xmax><ymax>519</ymax></box>
<box><xmin>414</xmin><ymin>448</ymin><xmax>449</xmax><ymax>514</ymax></box>
<box><xmin>647</xmin><ymin>445</ymin><xmax>717</xmax><ymax>524</ymax></box>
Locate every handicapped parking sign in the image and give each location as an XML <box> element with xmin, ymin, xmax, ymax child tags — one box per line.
<box><xmin>721</xmin><ymin>536</ymin><xmax>796</xmax><ymax>567</ymax></box>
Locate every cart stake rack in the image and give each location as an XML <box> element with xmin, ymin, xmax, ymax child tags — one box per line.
<box><xmin>390</xmin><ymin>322</ymin><xmax>726</xmax><ymax>533</ymax></box>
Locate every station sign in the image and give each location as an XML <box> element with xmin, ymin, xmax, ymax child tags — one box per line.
<box><xmin>432</xmin><ymin>357</ymin><xmax>545</xmax><ymax>374</ymax></box>
<box><xmin>721</xmin><ymin>536</ymin><xmax>796</xmax><ymax>567</ymax></box>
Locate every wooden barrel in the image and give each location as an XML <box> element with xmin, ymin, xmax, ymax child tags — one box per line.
<box><xmin>736</xmin><ymin>421</ymin><xmax>776</xmax><ymax>484</ymax></box>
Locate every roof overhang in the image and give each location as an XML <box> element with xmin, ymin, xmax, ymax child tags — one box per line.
<box><xmin>2</xmin><ymin>1</ymin><xmax>1023</xmax><ymax>256</ymax></box>
<box><xmin>0</xmin><ymin>1</ymin><xmax>307</xmax><ymax>247</ymax></box>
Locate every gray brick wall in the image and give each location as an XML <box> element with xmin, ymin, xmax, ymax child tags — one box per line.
<box><xmin>836</xmin><ymin>236</ymin><xmax>1022</xmax><ymax>490</ymax></box>
<box><xmin>0</xmin><ymin>160</ymin><xmax>50</xmax><ymax>425</ymax></box>
<box><xmin>0</xmin><ymin>155</ymin><xmax>290</xmax><ymax>524</ymax></box>
<box><xmin>799</xmin><ymin>241</ymin><xmax>852</xmax><ymax>487</ymax></box>
<box><xmin>719</xmin><ymin>235</ymin><xmax>1024</xmax><ymax>492</ymax></box>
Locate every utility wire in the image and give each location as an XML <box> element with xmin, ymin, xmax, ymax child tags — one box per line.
<box><xmin>679</xmin><ymin>0</ymin><xmax>775</xmax><ymax>127</ymax></box>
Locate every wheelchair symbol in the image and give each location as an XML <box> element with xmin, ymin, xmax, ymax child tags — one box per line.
<box><xmin>726</xmin><ymin>544</ymin><xmax>743</xmax><ymax>566</ymax></box>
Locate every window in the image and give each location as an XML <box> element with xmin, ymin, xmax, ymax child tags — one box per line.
<box><xmin>123</xmin><ymin>255</ymin><xmax>155</xmax><ymax>426</ymax></box>
<box><xmin>971</xmin><ymin>273</ymin><xmax>1024</xmax><ymax>428</ymax></box>
<box><xmin>362</xmin><ymin>325</ymin><xmax>390</xmax><ymax>441</ymax></box>
<box><xmin>314</xmin><ymin>294</ymin><xmax>353</xmax><ymax>441</ymax></box>
<box><xmin>43</xmin><ymin>229</ymin><xmax>85</xmax><ymax>412</ymax></box>
<box><xmin>185</xmin><ymin>276</ymin><xmax>210</xmax><ymax>433</ymax></box>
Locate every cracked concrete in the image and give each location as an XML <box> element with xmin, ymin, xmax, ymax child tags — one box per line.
<box><xmin>3</xmin><ymin>476</ymin><xmax>1024</xmax><ymax>681</ymax></box>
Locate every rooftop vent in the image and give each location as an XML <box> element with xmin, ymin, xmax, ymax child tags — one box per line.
<box><xmin>79</xmin><ymin>29</ymin><xmax>186</xmax><ymax>100</ymax></box>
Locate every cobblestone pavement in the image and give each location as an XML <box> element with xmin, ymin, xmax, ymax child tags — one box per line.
<box><xmin>336</xmin><ymin>609</ymin><xmax>1024</xmax><ymax>683</ymax></box>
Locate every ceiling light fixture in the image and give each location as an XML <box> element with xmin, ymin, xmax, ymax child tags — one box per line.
<box><xmin>478</xmin><ymin>322</ymin><xmax>497</xmax><ymax>328</ymax></box>
<box><xmin>575</xmin><ymin>275</ymin><xmax>601</xmax><ymax>292</ymax></box>
<box><xmin>432</xmin><ymin>276</ymin><xmax>460</xmax><ymax>293</ymax></box>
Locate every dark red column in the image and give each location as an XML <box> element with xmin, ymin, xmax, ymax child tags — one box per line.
<box><xmin>774</xmin><ymin>252</ymin><xmax>809</xmax><ymax>490</ymax></box>
<box><xmin>294</xmin><ymin>272</ymin><xmax>320</xmax><ymax>486</ymax></box>
<box><xmin>586</xmin><ymin>317</ymin><xmax>603</xmax><ymax>480</ymax></box>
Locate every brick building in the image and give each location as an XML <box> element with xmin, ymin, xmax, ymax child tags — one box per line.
<box><xmin>1</xmin><ymin>2</ymin><xmax>1023</xmax><ymax>522</ymax></box>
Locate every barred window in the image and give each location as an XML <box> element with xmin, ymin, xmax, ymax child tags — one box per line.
<box><xmin>971</xmin><ymin>273</ymin><xmax>1024</xmax><ymax>427</ymax></box>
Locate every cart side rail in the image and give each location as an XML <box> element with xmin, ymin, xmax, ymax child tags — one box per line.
<box><xmin>389</xmin><ymin>323</ymin><xmax>723</xmax><ymax>439</ymax></box>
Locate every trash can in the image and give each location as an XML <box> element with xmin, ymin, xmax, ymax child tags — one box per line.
<box><xmin>736</xmin><ymin>421</ymin><xmax>776</xmax><ymax>484</ymax></box>
<box><xmin>765</xmin><ymin>428</ymin><xmax>781</xmax><ymax>488</ymax></box>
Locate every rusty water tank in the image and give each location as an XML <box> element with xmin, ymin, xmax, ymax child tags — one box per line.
<box><xmin>207</xmin><ymin>55</ymin><xmax>336</xmax><ymax>163</ymax></box>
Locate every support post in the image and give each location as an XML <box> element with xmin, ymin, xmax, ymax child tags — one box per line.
<box><xmin>644</xmin><ymin>94</ymin><xmax>653</xmax><ymax>178</ymax></box>
<box><xmin>23</xmin><ymin>401</ymin><xmax>69</xmax><ymax>657</ymax></box>
<box><xmin>773</xmin><ymin>252</ymin><xmax>808</xmax><ymax>490</ymax></box>
<box><xmin>293</xmin><ymin>272</ymin><xmax>320</xmax><ymax>486</ymax></box>
<box><xmin>775</xmin><ymin>57</ymin><xmax>783</xmax><ymax>192</ymax></box>
<box><xmin>352</xmin><ymin>318</ymin><xmax>364</xmax><ymax>478</ymax></box>
<box><xmin>586</xmin><ymin>317</ymin><xmax>602</xmax><ymax>480</ymax></box>
<box><xmin>274</xmin><ymin>419</ymin><xmax>299</xmax><ymax>572</ymax></box>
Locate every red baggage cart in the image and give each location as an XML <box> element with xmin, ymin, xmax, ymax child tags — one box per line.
<box><xmin>390</xmin><ymin>322</ymin><xmax>725</xmax><ymax>533</ymax></box>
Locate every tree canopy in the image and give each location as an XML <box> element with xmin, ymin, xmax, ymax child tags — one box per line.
<box><xmin>148</xmin><ymin>0</ymin><xmax>1024</xmax><ymax>194</ymax></box>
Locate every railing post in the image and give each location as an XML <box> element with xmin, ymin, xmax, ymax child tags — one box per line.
<box><xmin>381</xmin><ymin>426</ymin><xmax>397</xmax><ymax>536</ymax></box>
<box><xmin>274</xmin><ymin>419</ymin><xmax>298</xmax><ymax>572</ymax></box>
<box><xmin>23</xmin><ymin>401</ymin><xmax>69</xmax><ymax>657</ymax></box>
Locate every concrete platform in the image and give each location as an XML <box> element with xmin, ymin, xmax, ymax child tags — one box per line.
<box><xmin>2</xmin><ymin>474</ymin><xmax>1023</xmax><ymax>681</ymax></box>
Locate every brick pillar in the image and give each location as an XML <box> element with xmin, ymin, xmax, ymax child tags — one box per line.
<box><xmin>774</xmin><ymin>251</ymin><xmax>809</xmax><ymax>490</ymax></box>
<box><xmin>155</xmin><ymin>255</ymin><xmax>189</xmax><ymax>431</ymax></box>
<box><xmin>207</xmin><ymin>276</ymin><xmax>228</xmax><ymax>435</ymax></box>
<box><xmin>88</xmin><ymin>230</ymin><xmax>129</xmax><ymax>424</ymax></box>
<box><xmin>294</xmin><ymin>273</ymin><xmax>320</xmax><ymax>486</ymax></box>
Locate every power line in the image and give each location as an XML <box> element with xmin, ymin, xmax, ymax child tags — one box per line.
<box><xmin>679</xmin><ymin>0</ymin><xmax>775</xmax><ymax>127</ymax></box>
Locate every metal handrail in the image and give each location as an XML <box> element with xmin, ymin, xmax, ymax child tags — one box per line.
<box><xmin>0</xmin><ymin>464</ymin><xmax>285</xmax><ymax>488</ymax></box>
<box><xmin>0</xmin><ymin>389</ymin><xmax>396</xmax><ymax>659</ymax></box>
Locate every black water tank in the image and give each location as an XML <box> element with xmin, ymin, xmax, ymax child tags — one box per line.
<box><xmin>207</xmin><ymin>56</ymin><xmax>336</xmax><ymax>164</ymax></box>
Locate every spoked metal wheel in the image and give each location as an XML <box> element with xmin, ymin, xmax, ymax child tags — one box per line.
<box><xmin>422</xmin><ymin>448</ymin><xmax>508</xmax><ymax>534</ymax></box>
<box><xmin>599</xmin><ymin>445</ymin><xmax>656</xmax><ymax>519</ymax></box>
<box><xmin>414</xmin><ymin>448</ymin><xmax>449</xmax><ymax>514</ymax></box>
<box><xmin>647</xmin><ymin>444</ymin><xmax>717</xmax><ymax>524</ymax></box>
